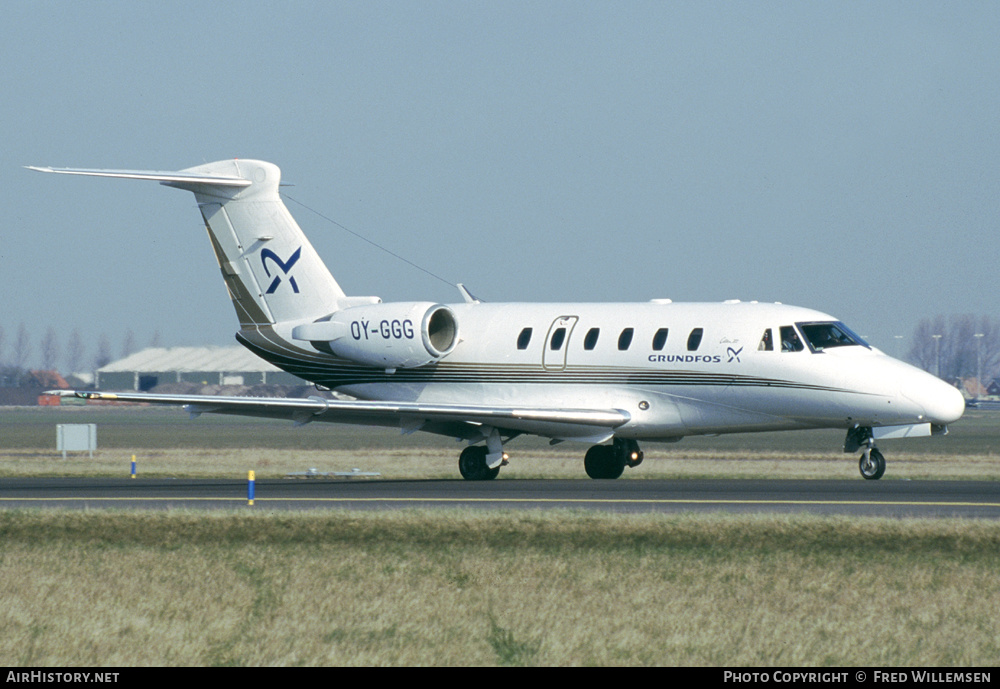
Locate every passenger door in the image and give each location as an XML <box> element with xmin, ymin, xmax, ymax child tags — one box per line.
<box><xmin>543</xmin><ymin>316</ymin><xmax>579</xmax><ymax>370</ymax></box>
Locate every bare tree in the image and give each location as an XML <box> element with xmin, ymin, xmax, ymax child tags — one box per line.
<box><xmin>121</xmin><ymin>329</ymin><xmax>137</xmax><ymax>359</ymax></box>
<box><xmin>907</xmin><ymin>317</ymin><xmax>943</xmax><ymax>373</ymax></box>
<box><xmin>94</xmin><ymin>334</ymin><xmax>112</xmax><ymax>370</ymax></box>
<box><xmin>12</xmin><ymin>324</ymin><xmax>31</xmax><ymax>371</ymax></box>
<box><xmin>908</xmin><ymin>315</ymin><xmax>1000</xmax><ymax>382</ymax></box>
<box><xmin>972</xmin><ymin>316</ymin><xmax>1000</xmax><ymax>384</ymax></box>
<box><xmin>66</xmin><ymin>329</ymin><xmax>85</xmax><ymax>374</ymax></box>
<box><xmin>40</xmin><ymin>327</ymin><xmax>60</xmax><ymax>371</ymax></box>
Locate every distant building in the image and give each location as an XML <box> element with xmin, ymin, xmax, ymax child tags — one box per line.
<box><xmin>988</xmin><ymin>378</ymin><xmax>1000</xmax><ymax>398</ymax></box>
<box><xmin>95</xmin><ymin>346</ymin><xmax>304</xmax><ymax>391</ymax></box>
<box><xmin>962</xmin><ymin>378</ymin><xmax>988</xmax><ymax>399</ymax></box>
<box><xmin>29</xmin><ymin>370</ymin><xmax>70</xmax><ymax>390</ymax></box>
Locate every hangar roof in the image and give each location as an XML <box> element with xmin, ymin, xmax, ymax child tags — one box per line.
<box><xmin>98</xmin><ymin>346</ymin><xmax>282</xmax><ymax>373</ymax></box>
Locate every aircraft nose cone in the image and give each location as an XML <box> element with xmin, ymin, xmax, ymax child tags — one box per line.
<box><xmin>902</xmin><ymin>373</ymin><xmax>965</xmax><ymax>425</ymax></box>
<box><xmin>929</xmin><ymin>380</ymin><xmax>966</xmax><ymax>424</ymax></box>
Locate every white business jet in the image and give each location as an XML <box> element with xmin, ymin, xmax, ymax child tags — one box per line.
<box><xmin>30</xmin><ymin>160</ymin><xmax>965</xmax><ymax>480</ymax></box>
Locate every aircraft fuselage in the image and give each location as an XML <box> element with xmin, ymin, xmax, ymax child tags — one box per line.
<box><xmin>238</xmin><ymin>300</ymin><xmax>964</xmax><ymax>443</ymax></box>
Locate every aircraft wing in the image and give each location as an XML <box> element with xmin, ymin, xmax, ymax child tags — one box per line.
<box><xmin>47</xmin><ymin>391</ymin><xmax>630</xmax><ymax>443</ymax></box>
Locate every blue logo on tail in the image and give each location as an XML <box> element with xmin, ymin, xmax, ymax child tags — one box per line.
<box><xmin>261</xmin><ymin>247</ymin><xmax>302</xmax><ymax>294</ymax></box>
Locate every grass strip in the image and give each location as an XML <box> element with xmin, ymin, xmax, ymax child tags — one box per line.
<box><xmin>2</xmin><ymin>509</ymin><xmax>1000</xmax><ymax>553</ymax></box>
<box><xmin>2</xmin><ymin>510</ymin><xmax>999</xmax><ymax>666</ymax></box>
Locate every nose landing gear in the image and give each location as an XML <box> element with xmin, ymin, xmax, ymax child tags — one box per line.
<box><xmin>845</xmin><ymin>426</ymin><xmax>887</xmax><ymax>480</ymax></box>
<box><xmin>859</xmin><ymin>447</ymin><xmax>886</xmax><ymax>481</ymax></box>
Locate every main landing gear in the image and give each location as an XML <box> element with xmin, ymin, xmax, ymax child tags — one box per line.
<box><xmin>458</xmin><ymin>445</ymin><xmax>505</xmax><ymax>481</ymax></box>
<box><xmin>458</xmin><ymin>427</ymin><xmax>509</xmax><ymax>480</ymax></box>
<box><xmin>584</xmin><ymin>439</ymin><xmax>643</xmax><ymax>480</ymax></box>
<box><xmin>457</xmin><ymin>436</ymin><xmax>643</xmax><ymax>481</ymax></box>
<box><xmin>845</xmin><ymin>426</ymin><xmax>887</xmax><ymax>480</ymax></box>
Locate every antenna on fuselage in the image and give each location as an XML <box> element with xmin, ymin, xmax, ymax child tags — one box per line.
<box><xmin>457</xmin><ymin>284</ymin><xmax>482</xmax><ymax>304</ymax></box>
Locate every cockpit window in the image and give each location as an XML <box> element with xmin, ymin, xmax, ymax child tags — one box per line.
<box><xmin>758</xmin><ymin>328</ymin><xmax>773</xmax><ymax>351</ymax></box>
<box><xmin>780</xmin><ymin>325</ymin><xmax>804</xmax><ymax>352</ymax></box>
<box><xmin>797</xmin><ymin>321</ymin><xmax>870</xmax><ymax>351</ymax></box>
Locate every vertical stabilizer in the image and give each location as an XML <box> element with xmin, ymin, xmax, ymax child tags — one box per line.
<box><xmin>178</xmin><ymin>160</ymin><xmax>346</xmax><ymax>327</ymax></box>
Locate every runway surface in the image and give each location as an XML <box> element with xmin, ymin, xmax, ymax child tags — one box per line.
<box><xmin>2</xmin><ymin>477</ymin><xmax>999</xmax><ymax>518</ymax></box>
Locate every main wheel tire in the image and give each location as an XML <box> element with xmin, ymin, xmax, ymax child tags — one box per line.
<box><xmin>859</xmin><ymin>448</ymin><xmax>886</xmax><ymax>480</ymax></box>
<box><xmin>584</xmin><ymin>445</ymin><xmax>625</xmax><ymax>479</ymax></box>
<box><xmin>459</xmin><ymin>446</ymin><xmax>498</xmax><ymax>481</ymax></box>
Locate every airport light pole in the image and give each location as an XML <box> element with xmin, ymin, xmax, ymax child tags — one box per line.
<box><xmin>974</xmin><ymin>333</ymin><xmax>985</xmax><ymax>397</ymax></box>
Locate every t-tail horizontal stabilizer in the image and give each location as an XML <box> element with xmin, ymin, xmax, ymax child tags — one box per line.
<box><xmin>29</xmin><ymin>160</ymin><xmax>348</xmax><ymax>328</ymax></box>
<box><xmin>25</xmin><ymin>166</ymin><xmax>252</xmax><ymax>188</ymax></box>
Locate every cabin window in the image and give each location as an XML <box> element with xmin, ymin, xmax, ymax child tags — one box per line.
<box><xmin>517</xmin><ymin>328</ymin><xmax>532</xmax><ymax>350</ymax></box>
<box><xmin>651</xmin><ymin>328</ymin><xmax>669</xmax><ymax>351</ymax></box>
<box><xmin>583</xmin><ymin>328</ymin><xmax>600</xmax><ymax>351</ymax></box>
<box><xmin>687</xmin><ymin>328</ymin><xmax>703</xmax><ymax>351</ymax></box>
<box><xmin>758</xmin><ymin>328</ymin><xmax>773</xmax><ymax>351</ymax></box>
<box><xmin>780</xmin><ymin>325</ymin><xmax>804</xmax><ymax>352</ymax></box>
<box><xmin>550</xmin><ymin>327</ymin><xmax>567</xmax><ymax>351</ymax></box>
<box><xmin>797</xmin><ymin>321</ymin><xmax>869</xmax><ymax>351</ymax></box>
<box><xmin>618</xmin><ymin>328</ymin><xmax>634</xmax><ymax>351</ymax></box>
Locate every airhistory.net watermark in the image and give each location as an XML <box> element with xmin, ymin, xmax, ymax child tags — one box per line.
<box><xmin>6</xmin><ymin>673</ymin><xmax>119</xmax><ymax>683</ymax></box>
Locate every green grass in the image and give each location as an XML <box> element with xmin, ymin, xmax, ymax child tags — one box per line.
<box><xmin>1</xmin><ymin>406</ymin><xmax>998</xmax><ymax>479</ymax></box>
<box><xmin>1</xmin><ymin>510</ymin><xmax>998</xmax><ymax>666</ymax></box>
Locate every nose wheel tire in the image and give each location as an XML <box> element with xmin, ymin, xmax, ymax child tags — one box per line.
<box><xmin>859</xmin><ymin>448</ymin><xmax>886</xmax><ymax>480</ymax></box>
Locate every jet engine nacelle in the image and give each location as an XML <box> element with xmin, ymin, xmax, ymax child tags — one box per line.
<box><xmin>292</xmin><ymin>302</ymin><xmax>459</xmax><ymax>369</ymax></box>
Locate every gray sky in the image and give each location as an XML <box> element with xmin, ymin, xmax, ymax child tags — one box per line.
<box><xmin>4</xmin><ymin>1</ymin><xmax>998</xmax><ymax>368</ymax></box>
